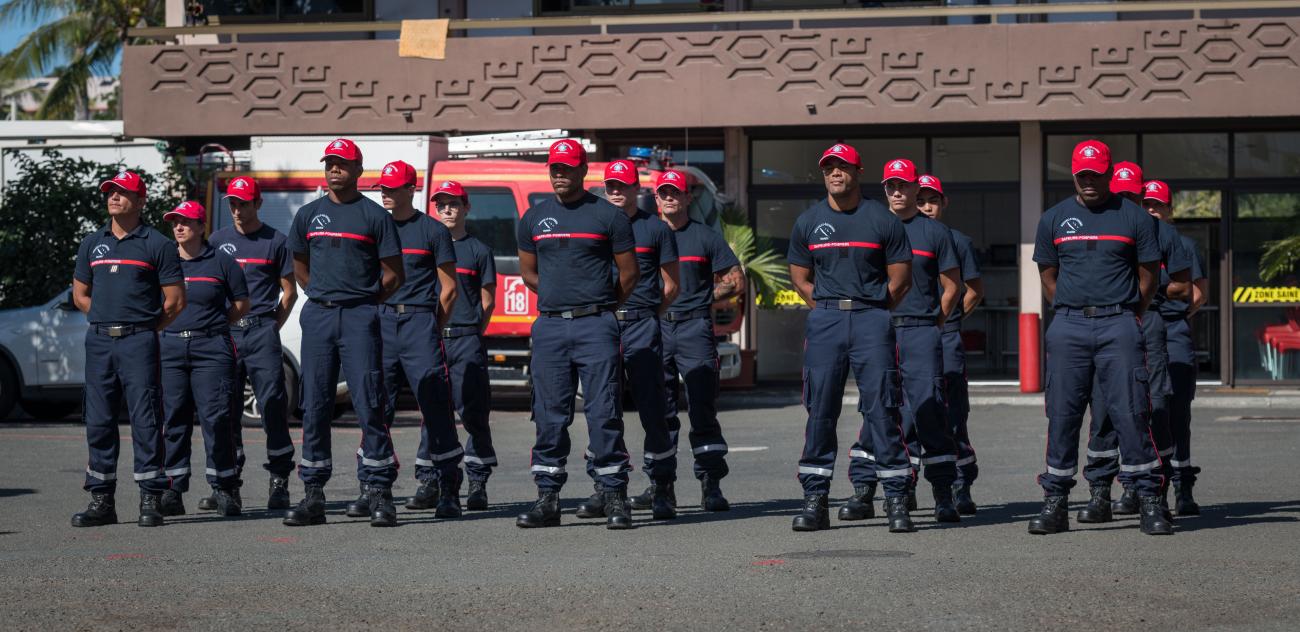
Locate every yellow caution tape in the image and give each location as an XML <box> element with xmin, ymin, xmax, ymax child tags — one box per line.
<box><xmin>1233</xmin><ymin>286</ymin><xmax>1300</xmax><ymax>303</ymax></box>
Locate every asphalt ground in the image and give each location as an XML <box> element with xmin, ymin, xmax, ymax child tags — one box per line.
<box><xmin>1</xmin><ymin>399</ymin><xmax>1298</xmax><ymax>631</ymax></box>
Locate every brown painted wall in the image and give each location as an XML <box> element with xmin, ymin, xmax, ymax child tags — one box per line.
<box><xmin>123</xmin><ymin>18</ymin><xmax>1300</xmax><ymax>137</ymax></box>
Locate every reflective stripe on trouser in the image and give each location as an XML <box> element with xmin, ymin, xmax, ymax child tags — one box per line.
<box><xmin>798</xmin><ymin>307</ymin><xmax>912</xmax><ymax>497</ymax></box>
<box><xmin>445</xmin><ymin>333</ymin><xmax>497</xmax><ymax>482</ymax></box>
<box><xmin>82</xmin><ymin>328</ymin><xmax>167</xmax><ymax>493</ymax></box>
<box><xmin>1040</xmin><ymin>310</ymin><xmax>1162</xmax><ymax>496</ymax></box>
<box><xmin>160</xmin><ymin>334</ymin><xmax>241</xmax><ymax>493</ymax></box>
<box><xmin>584</xmin><ymin>316</ymin><xmax>676</xmax><ymax>483</ymax></box>
<box><xmin>1083</xmin><ymin>313</ymin><xmax>1174</xmax><ymax>489</ymax></box>
<box><xmin>530</xmin><ymin>313</ymin><xmax>630</xmax><ymax>492</ymax></box>
<box><xmin>1165</xmin><ymin>317</ymin><xmax>1200</xmax><ymax>485</ymax></box>
<box><xmin>230</xmin><ymin>319</ymin><xmax>294</xmax><ymax>479</ymax></box>
<box><xmin>379</xmin><ymin>306</ymin><xmax>462</xmax><ymax>483</ymax></box>
<box><xmin>297</xmin><ymin>302</ymin><xmax>397</xmax><ymax>487</ymax></box>
<box><xmin>661</xmin><ymin>316</ymin><xmax>729</xmax><ymax>481</ymax></box>
<box><xmin>941</xmin><ymin>326</ymin><xmax>978</xmax><ymax>485</ymax></box>
<box><xmin>853</xmin><ymin>322</ymin><xmax>958</xmax><ymax>490</ymax></box>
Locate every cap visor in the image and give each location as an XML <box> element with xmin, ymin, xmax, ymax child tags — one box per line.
<box><xmin>819</xmin><ymin>155</ymin><xmax>858</xmax><ymax>168</ymax></box>
<box><xmin>656</xmin><ymin>183</ymin><xmax>684</xmax><ymax>192</ymax></box>
<box><xmin>548</xmin><ymin>156</ymin><xmax>583</xmax><ymax>167</ymax></box>
<box><xmin>163</xmin><ymin>211</ymin><xmax>199</xmax><ymax>222</ymax></box>
<box><xmin>1072</xmin><ymin>167</ymin><xmax>1105</xmax><ymax>175</ymax></box>
<box><xmin>223</xmin><ymin>192</ymin><xmax>256</xmax><ymax>201</ymax></box>
<box><xmin>881</xmin><ymin>176</ymin><xmax>916</xmax><ymax>184</ymax></box>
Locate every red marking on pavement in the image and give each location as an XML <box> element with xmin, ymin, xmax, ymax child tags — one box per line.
<box><xmin>751</xmin><ymin>559</ymin><xmax>785</xmax><ymax>567</ymax></box>
<box><xmin>257</xmin><ymin>536</ymin><xmax>298</xmax><ymax>544</ymax></box>
<box><xmin>105</xmin><ymin>553</ymin><xmax>146</xmax><ymax>561</ymax></box>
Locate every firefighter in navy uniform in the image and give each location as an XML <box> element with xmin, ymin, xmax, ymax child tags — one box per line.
<box><xmin>209</xmin><ymin>176</ymin><xmax>298</xmax><ymax>512</ymax></box>
<box><xmin>514</xmin><ymin>139</ymin><xmax>641</xmax><ymax>530</ymax></box>
<box><xmin>576</xmin><ymin>160</ymin><xmax>681</xmax><ymax>521</ymax></box>
<box><xmin>1029</xmin><ymin>140</ymin><xmax>1172</xmax><ymax>536</ymax></box>
<box><xmin>788</xmin><ymin>143</ymin><xmax>918</xmax><ymax>533</ymax></box>
<box><xmin>283</xmin><ymin>139</ymin><xmax>406</xmax><ymax>528</ymax></box>
<box><xmin>158</xmin><ymin>201</ymin><xmax>250</xmax><ymax>518</ymax></box>
<box><xmin>915</xmin><ymin>174</ymin><xmax>984</xmax><ymax>515</ymax></box>
<box><xmin>432</xmin><ymin>180</ymin><xmax>499</xmax><ymax>510</ymax></box>
<box><xmin>71</xmin><ymin>170</ymin><xmax>185</xmax><ymax>528</ymax></box>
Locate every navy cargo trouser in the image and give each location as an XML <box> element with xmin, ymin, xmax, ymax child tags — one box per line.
<box><xmin>230</xmin><ymin>315</ymin><xmax>295</xmax><ymax>480</ymax></box>
<box><xmin>161</xmin><ymin>332</ymin><xmax>240</xmax><ymax>492</ymax></box>
<box><xmin>941</xmin><ymin>320</ymin><xmax>978</xmax><ymax>485</ymax></box>
<box><xmin>798</xmin><ymin>304</ymin><xmax>912</xmax><ymax>498</ymax></box>
<box><xmin>444</xmin><ymin>330</ymin><xmax>497</xmax><ymax>482</ymax></box>
<box><xmin>1084</xmin><ymin>312</ymin><xmax>1174</xmax><ymax>489</ymax></box>
<box><xmin>529</xmin><ymin>311</ymin><xmax>630</xmax><ymax>492</ymax></box>
<box><xmin>297</xmin><ymin>300</ymin><xmax>397</xmax><ymax>487</ymax></box>
<box><xmin>1040</xmin><ymin>306</ymin><xmax>1163</xmax><ymax>497</ymax></box>
<box><xmin>82</xmin><ymin>326</ymin><xmax>167</xmax><ymax>494</ymax></box>
<box><xmin>584</xmin><ymin>312</ymin><xmax>676</xmax><ymax>483</ymax></box>
<box><xmin>379</xmin><ymin>305</ymin><xmax>463</xmax><ymax>484</ymax></box>
<box><xmin>1165</xmin><ymin>316</ymin><xmax>1200</xmax><ymax>485</ymax></box>
<box><xmin>661</xmin><ymin>313</ymin><xmax>729</xmax><ymax>481</ymax></box>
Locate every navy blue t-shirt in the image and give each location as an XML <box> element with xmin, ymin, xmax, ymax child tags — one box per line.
<box><xmin>894</xmin><ymin>214</ymin><xmax>960</xmax><ymax>318</ymax></box>
<box><xmin>950</xmin><ymin>228</ymin><xmax>982</xmax><ymax>322</ymax></box>
<box><xmin>449</xmin><ymin>234</ymin><xmax>497</xmax><ymax>327</ymax></box>
<box><xmin>167</xmin><ymin>245</ymin><xmax>249</xmax><ymax>333</ymax></box>
<box><xmin>515</xmin><ymin>192</ymin><xmax>635</xmax><ymax>312</ymax></box>
<box><xmin>209</xmin><ymin>224</ymin><xmax>292</xmax><ymax>316</ymax></box>
<box><xmin>668</xmin><ymin>219</ymin><xmax>740</xmax><ymax>313</ymax></box>
<box><xmin>385</xmin><ymin>211</ymin><xmax>456</xmax><ymax>308</ymax></box>
<box><xmin>788</xmin><ymin>198</ymin><xmax>911</xmax><ymax>305</ymax></box>
<box><xmin>1151</xmin><ymin>218</ymin><xmax>1193</xmax><ymax>310</ymax></box>
<box><xmin>73</xmin><ymin>223</ymin><xmax>183</xmax><ymax>326</ymax></box>
<box><xmin>287</xmin><ymin>195</ymin><xmax>401</xmax><ymax>302</ymax></box>
<box><xmin>1158</xmin><ymin>232</ymin><xmax>1207</xmax><ymax>320</ymax></box>
<box><xmin>1033</xmin><ymin>195</ymin><xmax>1161</xmax><ymax>309</ymax></box>
<box><xmin>616</xmin><ymin>210</ymin><xmax>679</xmax><ymax>311</ymax></box>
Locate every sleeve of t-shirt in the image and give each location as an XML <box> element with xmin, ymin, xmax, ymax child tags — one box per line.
<box><xmin>936</xmin><ymin>225</ymin><xmax>960</xmax><ymax>274</ymax></box>
<box><xmin>73</xmin><ymin>235</ymin><xmax>92</xmax><ymax>284</ymax></box>
<box><xmin>1032</xmin><ymin>212</ymin><xmax>1058</xmax><ymax>267</ymax></box>
<box><xmin>432</xmin><ymin>223</ymin><xmax>456</xmax><ymax>267</ymax></box>
<box><xmin>1164</xmin><ymin>227</ymin><xmax>1192</xmax><ymax>276</ymax></box>
<box><xmin>155</xmin><ymin>238</ymin><xmax>183</xmax><ymax>285</ymax></box>
<box><xmin>883</xmin><ymin>213</ymin><xmax>912</xmax><ymax>265</ymax></box>
<box><xmin>1133</xmin><ymin>211</ymin><xmax>1161</xmax><ymax>264</ymax></box>
<box><xmin>275</xmin><ymin>233</ymin><xmax>293</xmax><ymax>278</ymax></box>
<box><xmin>958</xmin><ymin>235</ymin><xmax>982</xmax><ymax>281</ymax></box>
<box><xmin>608</xmin><ymin>210</ymin><xmax>635</xmax><ymax>254</ymax></box>
<box><xmin>657</xmin><ymin>224</ymin><xmax>678</xmax><ymax>266</ymax></box>
<box><xmin>516</xmin><ymin>209</ymin><xmax>536</xmax><ymax>254</ymax></box>
<box><xmin>287</xmin><ymin>205</ymin><xmax>309</xmax><ymax>255</ymax></box>
<box><xmin>787</xmin><ymin>215</ymin><xmax>812</xmax><ymax>268</ymax></box>
<box><xmin>1190</xmin><ymin>242</ymin><xmax>1207</xmax><ymax>282</ymax></box>
<box><xmin>225</xmin><ymin>255</ymin><xmax>249</xmax><ymax>300</ymax></box>
<box><xmin>479</xmin><ymin>243</ymin><xmax>497</xmax><ymax>287</ymax></box>
<box><xmin>374</xmin><ymin>211</ymin><xmax>401</xmax><ymax>260</ymax></box>
<box><xmin>709</xmin><ymin>231</ymin><xmax>741</xmax><ymax>274</ymax></box>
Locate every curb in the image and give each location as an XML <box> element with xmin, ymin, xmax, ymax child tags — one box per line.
<box><xmin>720</xmin><ymin>392</ymin><xmax>1300</xmax><ymax>409</ymax></box>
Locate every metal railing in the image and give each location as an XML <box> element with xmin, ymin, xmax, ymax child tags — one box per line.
<box><xmin>128</xmin><ymin>1</ymin><xmax>1300</xmax><ymax>40</ymax></box>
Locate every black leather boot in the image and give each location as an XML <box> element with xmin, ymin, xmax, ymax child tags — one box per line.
<box><xmin>159</xmin><ymin>489</ymin><xmax>186</xmax><ymax>517</ymax></box>
<box><xmin>1027</xmin><ymin>495</ymin><xmax>1069</xmax><ymax>534</ymax></box>
<box><xmin>1076</xmin><ymin>486</ymin><xmax>1113</xmax><ymax>523</ymax></box>
<box><xmin>604</xmin><ymin>490</ymin><xmax>634</xmax><ymax>530</ymax></box>
<box><xmin>138</xmin><ymin>492</ymin><xmax>165</xmax><ymax>527</ymax></box>
<box><xmin>465</xmin><ymin>480</ymin><xmax>489</xmax><ymax>511</ymax></box>
<box><xmin>283</xmin><ymin>484</ymin><xmax>326</xmax><ymax>526</ymax></box>
<box><xmin>1174</xmin><ymin>483</ymin><xmax>1200</xmax><ymax>516</ymax></box>
<box><xmin>405</xmin><ymin>480</ymin><xmax>438</xmax><ymax>510</ymax></box>
<box><xmin>1159</xmin><ymin>487</ymin><xmax>1175</xmax><ymax>522</ymax></box>
<box><xmin>267</xmin><ymin>476</ymin><xmax>291</xmax><ymax>511</ymax></box>
<box><xmin>629</xmin><ymin>483</ymin><xmax>655</xmax><ymax>511</ymax></box>
<box><xmin>368</xmin><ymin>487</ymin><xmax>398</xmax><ymax>527</ymax></box>
<box><xmin>345</xmin><ymin>483</ymin><xmax>370</xmax><ymax>518</ymax></box>
<box><xmin>575</xmin><ymin>483</ymin><xmax>605</xmax><ymax>519</ymax></box>
<box><xmin>836</xmin><ymin>484</ymin><xmax>875</xmax><ymax>521</ymax></box>
<box><xmin>215</xmin><ymin>488</ymin><xmax>242</xmax><ymax>517</ymax></box>
<box><xmin>885</xmin><ymin>496</ymin><xmax>915</xmax><ymax>533</ymax></box>
<box><xmin>71</xmin><ymin>492</ymin><xmax>118</xmax><ymax>527</ymax></box>
<box><xmin>701</xmin><ymin>475</ymin><xmax>730</xmax><ymax>512</ymax></box>
<box><xmin>1112</xmin><ymin>486</ymin><xmax>1139</xmax><ymax>515</ymax></box>
<box><xmin>516</xmin><ymin>490</ymin><xmax>561</xmax><ymax>528</ymax></box>
<box><xmin>1140</xmin><ymin>495</ymin><xmax>1174</xmax><ymax>535</ymax></box>
<box><xmin>197</xmin><ymin>487</ymin><xmax>219</xmax><ymax>511</ymax></box>
<box><xmin>932</xmin><ymin>486</ymin><xmax>961</xmax><ymax>523</ymax></box>
<box><xmin>435</xmin><ymin>477</ymin><xmax>462</xmax><ymax>519</ymax></box>
<box><xmin>651</xmin><ymin>481</ymin><xmax>677</xmax><ymax>520</ymax></box>
<box><xmin>791</xmin><ymin>494</ymin><xmax>830</xmax><ymax>532</ymax></box>
<box><xmin>952</xmin><ymin>481</ymin><xmax>977</xmax><ymax>515</ymax></box>
<box><xmin>906</xmin><ymin>480</ymin><xmax>918</xmax><ymax>512</ymax></box>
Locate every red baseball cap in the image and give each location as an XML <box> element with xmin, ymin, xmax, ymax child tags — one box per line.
<box><xmin>1071</xmin><ymin>140</ymin><xmax>1110</xmax><ymax>175</ymax></box>
<box><xmin>224</xmin><ymin>176</ymin><xmax>261</xmax><ymax>202</ymax></box>
<box><xmin>603</xmin><ymin>159</ymin><xmax>639</xmax><ymax>186</ymax></box>
<box><xmin>1142</xmin><ymin>180</ymin><xmax>1172</xmax><ymax>205</ymax></box>
<box><xmin>547</xmin><ymin>139</ymin><xmax>587</xmax><ymax>167</ymax></box>
<box><xmin>375</xmin><ymin>160</ymin><xmax>417</xmax><ymax>189</ymax></box>
<box><xmin>918</xmin><ymin>174</ymin><xmax>945</xmax><ymax>197</ymax></box>
<box><xmin>99</xmin><ymin>170</ymin><xmax>146</xmax><ymax>197</ymax></box>
<box><xmin>321</xmin><ymin>138</ymin><xmax>362</xmax><ymax>163</ymax></box>
<box><xmin>819</xmin><ymin>143</ymin><xmax>862</xmax><ymax>169</ymax></box>
<box><xmin>881</xmin><ymin>158</ymin><xmax>918</xmax><ymax>183</ymax></box>
<box><xmin>656</xmin><ymin>169</ymin><xmax>688</xmax><ymax>192</ymax></box>
<box><xmin>164</xmin><ymin>201</ymin><xmax>205</xmax><ymax>223</ymax></box>
<box><xmin>430</xmin><ymin>180</ymin><xmax>469</xmax><ymax>204</ymax></box>
<box><xmin>1110</xmin><ymin>161</ymin><xmax>1144</xmax><ymax>195</ymax></box>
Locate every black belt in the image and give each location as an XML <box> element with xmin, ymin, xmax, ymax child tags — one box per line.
<box><xmin>1059</xmin><ymin>305</ymin><xmax>1128</xmax><ymax>318</ymax></box>
<box><xmin>663</xmin><ymin>308</ymin><xmax>711</xmax><ymax>323</ymax></box>
<box><xmin>384</xmin><ymin>303</ymin><xmax>435</xmax><ymax>314</ymax></box>
<box><xmin>892</xmin><ymin>315</ymin><xmax>937</xmax><ymax>327</ymax></box>
<box><xmin>540</xmin><ymin>304</ymin><xmax>607</xmax><ymax>319</ymax></box>
<box><xmin>615</xmin><ymin>308</ymin><xmax>655</xmax><ymax>321</ymax></box>
<box><xmin>163</xmin><ymin>326</ymin><xmax>230</xmax><ymax>339</ymax></box>
<box><xmin>941</xmin><ymin>319</ymin><xmax>962</xmax><ymax>333</ymax></box>
<box><xmin>815</xmin><ymin>299</ymin><xmax>884</xmax><ymax>311</ymax></box>
<box><xmin>1160</xmin><ymin>311</ymin><xmax>1189</xmax><ymax>322</ymax></box>
<box><xmin>92</xmin><ymin>324</ymin><xmax>153</xmax><ymax>338</ymax></box>
<box><xmin>442</xmin><ymin>326</ymin><xmax>479</xmax><ymax>338</ymax></box>
<box><xmin>309</xmin><ymin>297</ymin><xmax>376</xmax><ymax>309</ymax></box>
<box><xmin>232</xmin><ymin>313</ymin><xmax>275</xmax><ymax>329</ymax></box>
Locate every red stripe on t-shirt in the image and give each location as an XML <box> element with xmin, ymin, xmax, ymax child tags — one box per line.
<box><xmin>912</xmin><ymin>249</ymin><xmax>936</xmax><ymax>258</ymax></box>
<box><xmin>236</xmin><ymin>258</ymin><xmax>275</xmax><ymax>265</ymax></box>
<box><xmin>402</xmin><ymin>248</ymin><xmax>432</xmax><ymax>256</ymax></box>
<box><xmin>679</xmin><ymin>255</ymin><xmax>709</xmax><ymax>263</ymax></box>
<box><xmin>532</xmin><ymin>232</ymin><xmax>608</xmax><ymax>242</ymax></box>
<box><xmin>1052</xmin><ymin>234</ymin><xmax>1136</xmax><ymax>245</ymax></box>
<box><xmin>807</xmin><ymin>241</ymin><xmax>881</xmax><ymax>251</ymax></box>
<box><xmin>635</xmin><ymin>247</ymin><xmax>655</xmax><ymax>254</ymax></box>
<box><xmin>185</xmin><ymin>276</ymin><xmax>221</xmax><ymax>283</ymax></box>
<box><xmin>456</xmin><ymin>267</ymin><xmax>478</xmax><ymax>276</ymax></box>
<box><xmin>306</xmin><ymin>231</ymin><xmax>376</xmax><ymax>244</ymax></box>
<box><xmin>90</xmin><ymin>259</ymin><xmax>156</xmax><ymax>270</ymax></box>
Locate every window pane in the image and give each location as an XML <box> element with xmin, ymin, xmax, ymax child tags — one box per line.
<box><xmin>932</xmin><ymin>136</ymin><xmax>1019</xmax><ymax>182</ymax></box>
<box><xmin>752</xmin><ymin>138</ymin><xmax>925</xmax><ymax>185</ymax></box>
<box><xmin>1143</xmin><ymin>133</ymin><xmax>1228</xmax><ymax>179</ymax></box>
<box><xmin>1171</xmin><ymin>189</ymin><xmax>1222</xmax><ymax>219</ymax></box>
<box><xmin>463</xmin><ymin>187</ymin><xmax>521</xmax><ymax>273</ymax></box>
<box><xmin>1235</xmin><ymin>131</ymin><xmax>1300</xmax><ymax>178</ymax></box>
<box><xmin>1232</xmin><ymin>192</ymin><xmax>1300</xmax><ymax>286</ymax></box>
<box><xmin>754</xmin><ymin>197</ymin><xmax>820</xmax><ymax>272</ymax></box>
<box><xmin>1046</xmin><ymin>134</ymin><xmax>1136</xmax><ymax>181</ymax></box>
<box><xmin>1233</xmin><ymin>307</ymin><xmax>1300</xmax><ymax>381</ymax></box>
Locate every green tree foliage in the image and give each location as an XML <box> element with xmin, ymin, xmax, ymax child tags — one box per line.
<box><xmin>0</xmin><ymin>149</ymin><xmax>184</xmax><ymax>308</ymax></box>
<box><xmin>720</xmin><ymin>206</ymin><xmax>790</xmax><ymax>307</ymax></box>
<box><xmin>1260</xmin><ymin>235</ymin><xmax>1300</xmax><ymax>283</ymax></box>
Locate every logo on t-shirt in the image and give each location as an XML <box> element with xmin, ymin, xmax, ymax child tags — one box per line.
<box><xmin>538</xmin><ymin>217</ymin><xmax>559</xmax><ymax>233</ymax></box>
<box><xmin>1061</xmin><ymin>217</ymin><xmax>1083</xmax><ymax>234</ymax></box>
<box><xmin>92</xmin><ymin>244</ymin><xmax>110</xmax><ymax>259</ymax></box>
<box><xmin>813</xmin><ymin>222</ymin><xmax>836</xmax><ymax>240</ymax></box>
<box><xmin>218</xmin><ymin>243</ymin><xmax>237</xmax><ymax>255</ymax></box>
<box><xmin>310</xmin><ymin>214</ymin><xmax>331</xmax><ymax>231</ymax></box>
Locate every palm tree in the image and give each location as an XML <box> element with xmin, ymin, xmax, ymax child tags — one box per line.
<box><xmin>0</xmin><ymin>1</ymin><xmax>163</xmax><ymax>120</ymax></box>
<box><xmin>720</xmin><ymin>207</ymin><xmax>790</xmax><ymax>306</ymax></box>
<box><xmin>1261</xmin><ymin>235</ymin><xmax>1300</xmax><ymax>283</ymax></box>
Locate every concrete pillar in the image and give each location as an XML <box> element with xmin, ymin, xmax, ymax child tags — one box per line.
<box><xmin>1018</xmin><ymin>121</ymin><xmax>1044</xmax><ymax>392</ymax></box>
<box><xmin>723</xmin><ymin>126</ymin><xmax>753</xmax><ymax>352</ymax></box>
